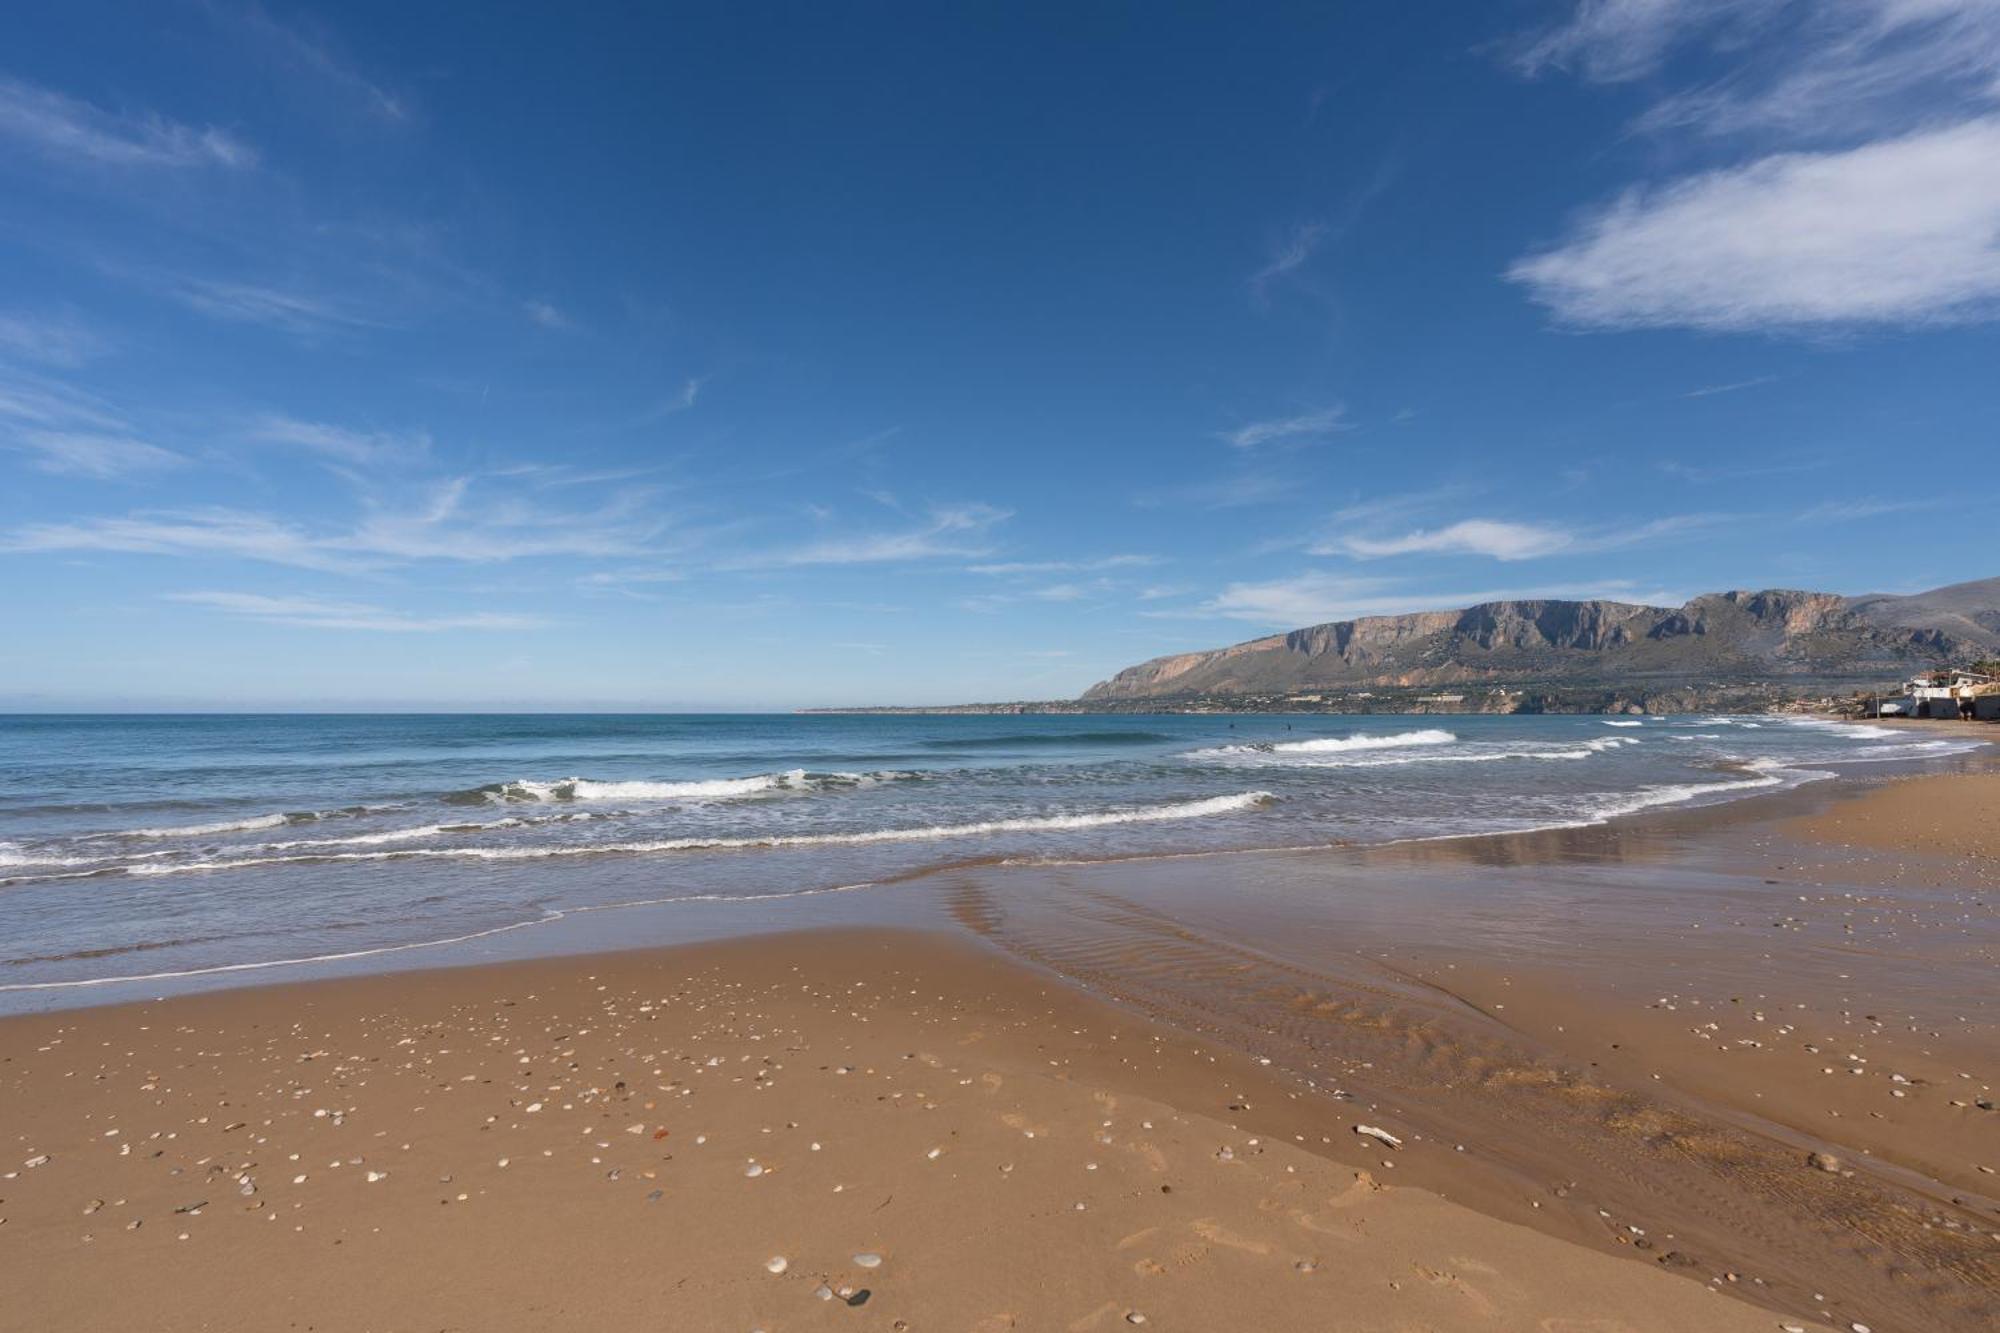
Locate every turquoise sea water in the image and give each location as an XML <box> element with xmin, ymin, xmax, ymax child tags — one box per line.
<box><xmin>0</xmin><ymin>712</ymin><xmax>1982</xmax><ymax>995</ymax></box>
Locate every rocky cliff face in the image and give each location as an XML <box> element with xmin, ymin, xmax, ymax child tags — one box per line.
<box><xmin>1082</xmin><ymin>583</ymin><xmax>2000</xmax><ymax>701</ymax></box>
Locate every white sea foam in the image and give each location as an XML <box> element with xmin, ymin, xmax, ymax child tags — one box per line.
<box><xmin>1194</xmin><ymin>733</ymin><xmax>1635</xmax><ymax>769</ymax></box>
<box><xmin>1782</xmin><ymin>718</ymin><xmax>1896</xmax><ymax>741</ymax></box>
<box><xmin>1188</xmin><ymin>729</ymin><xmax>1456</xmax><ymax>760</ymax></box>
<box><xmin>464</xmin><ymin>768</ymin><xmax>904</xmax><ymax>804</ymax></box>
<box><xmin>122</xmin><ymin>812</ymin><xmax>292</xmax><ymax>838</ymax></box>
<box><xmin>120</xmin><ymin>790</ymin><xmax>1278</xmax><ymax>878</ymax></box>
<box><xmin>1601</xmin><ymin>719</ymin><xmax>1644</xmax><ymax>727</ymax></box>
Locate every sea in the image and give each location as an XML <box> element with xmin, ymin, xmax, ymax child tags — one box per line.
<box><xmin>0</xmin><ymin>712</ymin><xmax>1984</xmax><ymax>999</ymax></box>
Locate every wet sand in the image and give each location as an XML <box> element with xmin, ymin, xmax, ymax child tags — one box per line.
<box><xmin>3</xmin><ymin>762</ymin><xmax>1996</xmax><ymax>1330</ymax></box>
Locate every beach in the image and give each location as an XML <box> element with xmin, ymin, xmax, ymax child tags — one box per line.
<box><xmin>5</xmin><ymin>757</ymin><xmax>1996</xmax><ymax>1331</ymax></box>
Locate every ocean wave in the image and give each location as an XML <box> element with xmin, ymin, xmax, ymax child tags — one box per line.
<box><xmin>1781</xmin><ymin>718</ymin><xmax>1896</xmax><ymax>741</ymax></box>
<box><xmin>1601</xmin><ymin>720</ymin><xmax>1645</xmax><ymax>727</ymax></box>
<box><xmin>1189</xmin><ymin>731</ymin><xmax>1637</xmax><ymax>768</ymax></box>
<box><xmin>443</xmin><ymin>768</ymin><xmax>909</xmax><ymax>805</ymax></box>
<box><xmin>1581</xmin><ymin>761</ymin><xmax>1827</xmax><ymax>820</ymax></box>
<box><xmin>116</xmin><ymin>790</ymin><xmax>1278</xmax><ymax>878</ymax></box>
<box><xmin>0</xmin><ymin>841</ymin><xmax>96</xmax><ymax>868</ymax></box>
<box><xmin>1186</xmin><ymin>729</ymin><xmax>1456</xmax><ymax>760</ymax></box>
<box><xmin>97</xmin><ymin>804</ymin><xmax>400</xmax><ymax>840</ymax></box>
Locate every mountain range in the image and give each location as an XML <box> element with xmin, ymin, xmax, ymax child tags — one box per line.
<box><xmin>1081</xmin><ymin>578</ymin><xmax>2000</xmax><ymax>704</ymax></box>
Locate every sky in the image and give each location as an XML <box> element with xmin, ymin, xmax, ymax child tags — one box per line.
<box><xmin>2</xmin><ymin>1</ymin><xmax>1997</xmax><ymax>710</ymax></box>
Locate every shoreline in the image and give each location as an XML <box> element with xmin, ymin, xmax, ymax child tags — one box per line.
<box><xmin>4</xmin><ymin>757</ymin><xmax>1997</xmax><ymax>1327</ymax></box>
<box><xmin>6</xmin><ymin>722</ymin><xmax>1990</xmax><ymax>1015</ymax></box>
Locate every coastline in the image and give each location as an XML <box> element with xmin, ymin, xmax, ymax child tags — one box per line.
<box><xmin>3</xmin><ymin>751</ymin><xmax>1996</xmax><ymax>1328</ymax></box>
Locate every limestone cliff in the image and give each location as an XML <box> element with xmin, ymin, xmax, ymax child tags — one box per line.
<box><xmin>1082</xmin><ymin>581</ymin><xmax>2000</xmax><ymax>701</ymax></box>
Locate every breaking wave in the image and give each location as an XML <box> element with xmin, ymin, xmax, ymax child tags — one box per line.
<box><xmin>1186</xmin><ymin>729</ymin><xmax>1456</xmax><ymax>760</ymax></box>
<box><xmin>115</xmin><ymin>790</ymin><xmax>1279</xmax><ymax>878</ymax></box>
<box><xmin>98</xmin><ymin>804</ymin><xmax>402</xmax><ymax>840</ymax></box>
<box><xmin>443</xmin><ymin>769</ymin><xmax>912</xmax><ymax>805</ymax></box>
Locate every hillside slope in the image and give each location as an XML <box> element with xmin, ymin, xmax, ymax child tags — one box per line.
<box><xmin>1083</xmin><ymin>584</ymin><xmax>2000</xmax><ymax>702</ymax></box>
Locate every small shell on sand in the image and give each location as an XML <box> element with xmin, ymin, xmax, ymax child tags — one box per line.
<box><xmin>853</xmin><ymin>1252</ymin><xmax>882</xmax><ymax>1268</ymax></box>
<box><xmin>764</xmin><ymin>1256</ymin><xmax>787</xmax><ymax>1274</ymax></box>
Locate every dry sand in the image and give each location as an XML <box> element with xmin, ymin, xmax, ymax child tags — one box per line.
<box><xmin>4</xmin><ymin>930</ymin><xmax>1827</xmax><ymax>1332</ymax></box>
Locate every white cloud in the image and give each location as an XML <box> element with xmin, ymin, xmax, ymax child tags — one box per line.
<box><xmin>1220</xmin><ymin>406</ymin><xmax>1349</xmax><ymax>450</ymax></box>
<box><xmin>5</xmin><ymin>508</ymin><xmax>366</xmax><ymax>572</ymax></box>
<box><xmin>1636</xmin><ymin>2</ymin><xmax>2000</xmax><ymax>140</ymax></box>
<box><xmin>729</xmin><ymin>503</ymin><xmax>1010</xmax><ymax>569</ymax></box>
<box><xmin>1250</xmin><ymin>220</ymin><xmax>1327</xmax><ymax>297</ymax></box>
<box><xmin>225</xmin><ymin>5</ymin><xmax>408</xmax><ymax>124</ymax></box>
<box><xmin>0</xmin><ymin>310</ymin><xmax>106</xmax><ymax>367</ymax></box>
<box><xmin>1683</xmin><ymin>374</ymin><xmax>1775</xmax><ymax>397</ymax></box>
<box><xmin>524</xmin><ymin>300</ymin><xmax>573</xmax><ymax>330</ymax></box>
<box><xmin>1191</xmin><ymin>573</ymin><xmax>1684</xmax><ymax>626</ymax></box>
<box><xmin>3</xmin><ymin>477</ymin><xmax>669</xmax><ymax>572</ymax></box>
<box><xmin>6</xmin><ymin>430</ymin><xmax>185</xmax><ymax>479</ymax></box>
<box><xmin>1325</xmin><ymin>518</ymin><xmax>1576</xmax><ymax>561</ymax></box>
<box><xmin>1509</xmin><ymin>118</ymin><xmax>2000</xmax><ymax>330</ymax></box>
<box><xmin>1315</xmin><ymin>512</ymin><xmax>1723</xmax><ymax>561</ymax></box>
<box><xmin>968</xmin><ymin>554</ymin><xmax>1158</xmax><ymax>575</ymax></box>
<box><xmin>247</xmin><ymin>414</ymin><xmax>430</xmax><ymax>466</ymax></box>
<box><xmin>170</xmin><ymin>278</ymin><xmax>378</xmax><ymax>333</ymax></box>
<box><xmin>0</xmin><ymin>76</ymin><xmax>254</xmax><ymax>169</ymax></box>
<box><xmin>168</xmin><ymin>591</ymin><xmax>542</xmax><ymax>632</ymax></box>
<box><xmin>1512</xmin><ymin>0</ymin><xmax>1772</xmax><ymax>83</ymax></box>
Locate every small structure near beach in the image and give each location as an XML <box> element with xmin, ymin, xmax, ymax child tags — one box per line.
<box><xmin>1879</xmin><ymin>668</ymin><xmax>1998</xmax><ymax>719</ymax></box>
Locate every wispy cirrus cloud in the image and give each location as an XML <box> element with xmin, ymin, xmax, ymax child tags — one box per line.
<box><xmin>1510</xmin><ymin>0</ymin><xmax>1770</xmax><ymax>84</ymax></box>
<box><xmin>726</xmin><ymin>502</ymin><xmax>1010</xmax><ymax>569</ymax></box>
<box><xmin>968</xmin><ymin>554</ymin><xmax>1159</xmax><ymax>575</ymax></box>
<box><xmin>1684</xmin><ymin>374</ymin><xmax>1775</xmax><ymax>398</ymax></box>
<box><xmin>6</xmin><ymin>430</ymin><xmax>186</xmax><ymax>479</ymax></box>
<box><xmin>223</xmin><ymin>2</ymin><xmax>409</xmax><ymax>124</ymax></box>
<box><xmin>1249</xmin><ymin>220</ymin><xmax>1327</xmax><ymax>299</ymax></box>
<box><xmin>168</xmin><ymin>277</ymin><xmax>381</xmax><ymax>333</ymax></box>
<box><xmin>1219</xmin><ymin>406</ymin><xmax>1349</xmax><ymax>450</ymax></box>
<box><xmin>0</xmin><ymin>75</ymin><xmax>255</xmax><ymax>169</ymax></box>
<box><xmin>1181</xmin><ymin>572</ymin><xmax>1687</xmax><ymax>627</ymax></box>
<box><xmin>5</xmin><ymin>507</ymin><xmax>364</xmax><ymax>572</ymax></box>
<box><xmin>0</xmin><ymin>368</ymin><xmax>184</xmax><ymax>478</ymax></box>
<box><xmin>167</xmin><ymin>591</ymin><xmax>542</xmax><ymax>632</ymax></box>
<box><xmin>524</xmin><ymin>300</ymin><xmax>573</xmax><ymax>331</ymax></box>
<box><xmin>3</xmin><ymin>475</ymin><xmax>671</xmax><ymax>571</ymax></box>
<box><xmin>0</xmin><ymin>309</ymin><xmax>108</xmax><ymax>368</ymax></box>
<box><xmin>246</xmin><ymin>414</ymin><xmax>430</xmax><ymax>467</ymax></box>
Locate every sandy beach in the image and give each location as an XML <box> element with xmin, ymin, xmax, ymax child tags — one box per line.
<box><xmin>4</xmin><ymin>764</ymin><xmax>1996</xmax><ymax>1331</ymax></box>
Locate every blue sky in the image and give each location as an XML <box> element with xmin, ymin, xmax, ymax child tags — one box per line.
<box><xmin>2</xmin><ymin>2</ymin><xmax>1997</xmax><ymax>709</ymax></box>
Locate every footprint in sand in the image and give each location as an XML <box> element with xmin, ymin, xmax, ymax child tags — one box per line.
<box><xmin>1413</xmin><ymin>1263</ymin><xmax>1500</xmax><ymax>1318</ymax></box>
<box><xmin>1191</xmin><ymin>1218</ymin><xmax>1272</xmax><ymax>1255</ymax></box>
